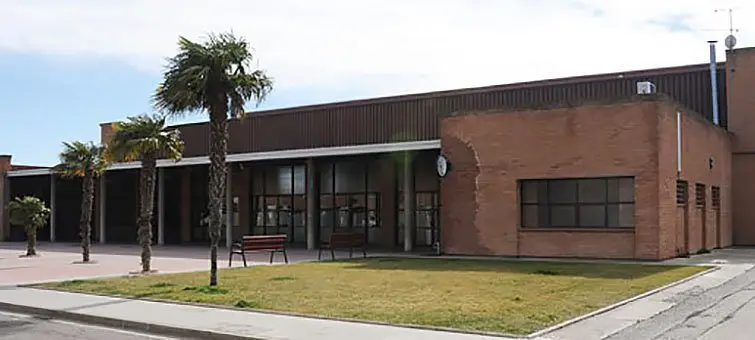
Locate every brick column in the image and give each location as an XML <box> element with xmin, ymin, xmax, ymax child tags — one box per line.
<box><xmin>225</xmin><ymin>165</ymin><xmax>233</xmax><ymax>248</ymax></box>
<box><xmin>306</xmin><ymin>158</ymin><xmax>320</xmax><ymax>250</ymax></box>
<box><xmin>99</xmin><ymin>122</ymin><xmax>115</xmax><ymax>146</ymax></box>
<box><xmin>180</xmin><ymin>167</ymin><xmax>191</xmax><ymax>243</ymax></box>
<box><xmin>237</xmin><ymin>167</ymin><xmax>251</xmax><ymax>236</ymax></box>
<box><xmin>0</xmin><ymin>155</ymin><xmax>10</xmax><ymax>242</ymax></box>
<box><xmin>157</xmin><ymin>168</ymin><xmax>165</xmax><ymax>245</ymax></box>
<box><xmin>377</xmin><ymin>157</ymin><xmax>397</xmax><ymax>247</ymax></box>
<box><xmin>98</xmin><ymin>174</ymin><xmax>107</xmax><ymax>244</ymax></box>
<box><xmin>49</xmin><ymin>175</ymin><xmax>56</xmax><ymax>242</ymax></box>
<box><xmin>403</xmin><ymin>151</ymin><xmax>416</xmax><ymax>252</ymax></box>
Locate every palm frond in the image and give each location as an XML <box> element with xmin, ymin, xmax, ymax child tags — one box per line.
<box><xmin>229</xmin><ymin>70</ymin><xmax>273</xmax><ymax>119</ymax></box>
<box><xmin>52</xmin><ymin>141</ymin><xmax>108</xmax><ymax>179</ymax></box>
<box><xmin>8</xmin><ymin>196</ymin><xmax>50</xmax><ymax>229</ymax></box>
<box><xmin>105</xmin><ymin>114</ymin><xmax>185</xmax><ymax>164</ymax></box>
<box><xmin>153</xmin><ymin>31</ymin><xmax>273</xmax><ymax>120</ymax></box>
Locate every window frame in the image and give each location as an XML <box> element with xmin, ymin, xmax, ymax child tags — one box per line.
<box><xmin>519</xmin><ymin>176</ymin><xmax>636</xmax><ymax>229</ymax></box>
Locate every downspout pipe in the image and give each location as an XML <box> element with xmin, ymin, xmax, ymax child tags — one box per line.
<box><xmin>708</xmin><ymin>40</ymin><xmax>720</xmax><ymax>126</ymax></box>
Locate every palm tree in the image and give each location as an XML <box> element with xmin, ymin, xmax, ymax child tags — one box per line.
<box><xmin>52</xmin><ymin>141</ymin><xmax>108</xmax><ymax>263</ymax></box>
<box><xmin>8</xmin><ymin>196</ymin><xmax>51</xmax><ymax>257</ymax></box>
<box><xmin>153</xmin><ymin>32</ymin><xmax>273</xmax><ymax>286</ymax></box>
<box><xmin>105</xmin><ymin>114</ymin><xmax>184</xmax><ymax>273</ymax></box>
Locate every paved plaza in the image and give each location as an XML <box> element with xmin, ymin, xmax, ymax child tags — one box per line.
<box><xmin>0</xmin><ymin>242</ymin><xmax>321</xmax><ymax>286</ymax></box>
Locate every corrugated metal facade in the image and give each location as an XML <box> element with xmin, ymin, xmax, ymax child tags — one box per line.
<box><xmin>176</xmin><ymin>63</ymin><xmax>727</xmax><ymax>157</ymax></box>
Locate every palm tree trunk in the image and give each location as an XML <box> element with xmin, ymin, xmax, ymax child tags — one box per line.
<box><xmin>80</xmin><ymin>173</ymin><xmax>95</xmax><ymax>262</ymax></box>
<box><xmin>208</xmin><ymin>104</ymin><xmax>228</xmax><ymax>286</ymax></box>
<box><xmin>26</xmin><ymin>227</ymin><xmax>37</xmax><ymax>256</ymax></box>
<box><xmin>138</xmin><ymin>156</ymin><xmax>157</xmax><ymax>272</ymax></box>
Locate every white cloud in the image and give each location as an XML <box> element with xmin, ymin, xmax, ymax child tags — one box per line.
<box><xmin>0</xmin><ymin>0</ymin><xmax>752</xmax><ymax>98</ymax></box>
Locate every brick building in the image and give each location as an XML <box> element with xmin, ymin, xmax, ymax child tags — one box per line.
<box><xmin>2</xmin><ymin>47</ymin><xmax>755</xmax><ymax>260</ymax></box>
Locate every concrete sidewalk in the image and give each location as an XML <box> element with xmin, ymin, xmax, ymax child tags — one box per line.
<box><xmin>0</xmin><ymin>287</ymin><xmax>525</xmax><ymax>340</ymax></box>
<box><xmin>543</xmin><ymin>263</ymin><xmax>754</xmax><ymax>340</ymax></box>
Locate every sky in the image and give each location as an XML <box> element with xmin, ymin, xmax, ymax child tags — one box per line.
<box><xmin>0</xmin><ymin>0</ymin><xmax>753</xmax><ymax>166</ymax></box>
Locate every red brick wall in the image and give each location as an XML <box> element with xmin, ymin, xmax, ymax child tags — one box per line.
<box><xmin>732</xmin><ymin>155</ymin><xmax>755</xmax><ymax>244</ymax></box>
<box><xmin>656</xmin><ymin>106</ymin><xmax>732</xmax><ymax>258</ymax></box>
<box><xmin>0</xmin><ymin>156</ymin><xmax>10</xmax><ymax>173</ymax></box>
<box><xmin>726</xmin><ymin>47</ymin><xmax>755</xmax><ymax>245</ymax></box>
<box><xmin>439</xmin><ymin>98</ymin><xmax>731</xmax><ymax>260</ymax></box>
<box><xmin>656</xmin><ymin>104</ymin><xmax>679</xmax><ymax>259</ymax></box>
<box><xmin>727</xmin><ymin>47</ymin><xmax>755</xmax><ymax>152</ymax></box>
<box><xmin>100</xmin><ymin>122</ymin><xmax>115</xmax><ymax>146</ymax></box>
<box><xmin>518</xmin><ymin>231</ymin><xmax>635</xmax><ymax>258</ymax></box>
<box><xmin>440</xmin><ymin>99</ymin><xmax>664</xmax><ymax>259</ymax></box>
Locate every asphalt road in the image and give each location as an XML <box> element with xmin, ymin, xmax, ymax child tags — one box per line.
<box><xmin>0</xmin><ymin>311</ymin><xmax>175</xmax><ymax>340</ymax></box>
<box><xmin>606</xmin><ymin>266</ymin><xmax>755</xmax><ymax>340</ymax></box>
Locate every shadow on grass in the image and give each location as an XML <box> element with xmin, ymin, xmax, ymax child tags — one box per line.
<box><xmin>336</xmin><ymin>257</ymin><xmax>695</xmax><ymax>280</ymax></box>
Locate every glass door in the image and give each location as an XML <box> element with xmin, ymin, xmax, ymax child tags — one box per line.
<box><xmin>397</xmin><ymin>192</ymin><xmax>439</xmax><ymax>247</ymax></box>
<box><xmin>251</xmin><ymin>164</ymin><xmax>307</xmax><ymax>244</ymax></box>
<box><xmin>318</xmin><ymin>159</ymin><xmax>381</xmax><ymax>245</ymax></box>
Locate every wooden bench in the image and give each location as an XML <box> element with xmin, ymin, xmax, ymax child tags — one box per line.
<box><xmin>229</xmin><ymin>235</ymin><xmax>288</xmax><ymax>267</ymax></box>
<box><xmin>318</xmin><ymin>232</ymin><xmax>367</xmax><ymax>261</ymax></box>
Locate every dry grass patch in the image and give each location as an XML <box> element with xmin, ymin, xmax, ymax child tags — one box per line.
<box><xmin>38</xmin><ymin>258</ymin><xmax>708</xmax><ymax>335</ymax></box>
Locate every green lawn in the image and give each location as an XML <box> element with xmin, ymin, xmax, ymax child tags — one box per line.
<box><xmin>37</xmin><ymin>258</ymin><xmax>708</xmax><ymax>335</ymax></box>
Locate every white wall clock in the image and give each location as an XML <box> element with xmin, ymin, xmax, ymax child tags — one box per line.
<box><xmin>436</xmin><ymin>154</ymin><xmax>449</xmax><ymax>177</ymax></box>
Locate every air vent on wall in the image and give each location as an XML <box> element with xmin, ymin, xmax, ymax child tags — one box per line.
<box><xmin>636</xmin><ymin>81</ymin><xmax>657</xmax><ymax>95</ymax></box>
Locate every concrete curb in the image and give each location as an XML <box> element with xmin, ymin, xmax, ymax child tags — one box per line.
<box><xmin>0</xmin><ymin>300</ymin><xmax>264</xmax><ymax>340</ymax></box>
<box><xmin>527</xmin><ymin>265</ymin><xmax>721</xmax><ymax>338</ymax></box>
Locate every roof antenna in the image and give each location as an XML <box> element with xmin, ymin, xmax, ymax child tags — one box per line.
<box><xmin>714</xmin><ymin>8</ymin><xmax>739</xmax><ymax>50</ymax></box>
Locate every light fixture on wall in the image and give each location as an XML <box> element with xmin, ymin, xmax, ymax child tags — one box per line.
<box><xmin>709</xmin><ymin>157</ymin><xmax>715</xmax><ymax>170</ymax></box>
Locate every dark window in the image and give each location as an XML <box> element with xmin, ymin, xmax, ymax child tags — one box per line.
<box><xmin>676</xmin><ymin>180</ymin><xmax>689</xmax><ymax>205</ymax></box>
<box><xmin>712</xmin><ymin>186</ymin><xmax>721</xmax><ymax>208</ymax></box>
<box><xmin>252</xmin><ymin>165</ymin><xmax>307</xmax><ymax>243</ymax></box>
<box><xmin>695</xmin><ymin>183</ymin><xmax>706</xmax><ymax>207</ymax></box>
<box><xmin>520</xmin><ymin>177</ymin><xmax>635</xmax><ymax>228</ymax></box>
<box><xmin>317</xmin><ymin>159</ymin><xmax>381</xmax><ymax>245</ymax></box>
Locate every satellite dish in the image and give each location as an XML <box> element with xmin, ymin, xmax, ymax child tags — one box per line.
<box><xmin>725</xmin><ymin>34</ymin><xmax>737</xmax><ymax>50</ymax></box>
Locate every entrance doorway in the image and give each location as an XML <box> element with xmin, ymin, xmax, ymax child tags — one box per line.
<box><xmin>396</xmin><ymin>151</ymin><xmax>441</xmax><ymax>249</ymax></box>
<box><xmin>398</xmin><ymin>191</ymin><xmax>440</xmax><ymax>247</ymax></box>
<box><xmin>251</xmin><ymin>164</ymin><xmax>307</xmax><ymax>244</ymax></box>
<box><xmin>319</xmin><ymin>159</ymin><xmax>382</xmax><ymax>246</ymax></box>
